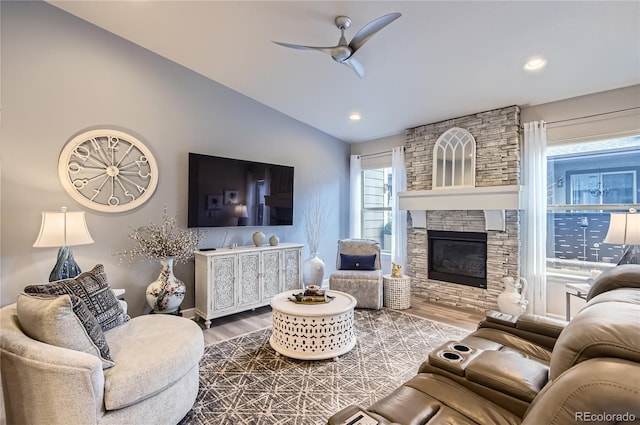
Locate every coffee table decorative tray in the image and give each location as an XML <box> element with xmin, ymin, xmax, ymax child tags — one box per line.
<box><xmin>288</xmin><ymin>293</ymin><xmax>335</xmax><ymax>304</ymax></box>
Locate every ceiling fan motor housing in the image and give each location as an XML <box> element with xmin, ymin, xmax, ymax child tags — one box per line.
<box><xmin>332</xmin><ymin>46</ymin><xmax>352</xmax><ymax>62</ymax></box>
<box><xmin>335</xmin><ymin>16</ymin><xmax>352</xmax><ymax>30</ymax></box>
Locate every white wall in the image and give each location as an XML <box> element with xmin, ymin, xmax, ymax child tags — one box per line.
<box><xmin>354</xmin><ymin>85</ymin><xmax>640</xmax><ymax>151</ymax></box>
<box><xmin>521</xmin><ymin>84</ymin><xmax>640</xmax><ymax>144</ymax></box>
<box><xmin>0</xmin><ymin>1</ymin><xmax>350</xmax><ymax>316</ymax></box>
<box><xmin>351</xmin><ymin>134</ymin><xmax>406</xmax><ymax>154</ymax></box>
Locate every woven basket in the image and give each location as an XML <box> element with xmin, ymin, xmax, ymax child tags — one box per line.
<box><xmin>383</xmin><ymin>275</ymin><xmax>411</xmax><ymax>310</ymax></box>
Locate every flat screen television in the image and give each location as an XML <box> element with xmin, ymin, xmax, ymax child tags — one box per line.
<box><xmin>188</xmin><ymin>153</ymin><xmax>294</xmax><ymax>228</ymax></box>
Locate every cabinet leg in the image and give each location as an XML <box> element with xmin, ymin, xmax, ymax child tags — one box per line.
<box><xmin>204</xmin><ymin>319</ymin><xmax>211</xmax><ymax>329</ymax></box>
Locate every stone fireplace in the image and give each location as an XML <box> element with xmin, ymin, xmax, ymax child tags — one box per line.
<box><xmin>401</xmin><ymin>106</ymin><xmax>521</xmax><ymax>312</ymax></box>
<box><xmin>428</xmin><ymin>230</ymin><xmax>487</xmax><ymax>289</ymax></box>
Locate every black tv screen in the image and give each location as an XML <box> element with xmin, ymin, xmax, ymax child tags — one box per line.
<box><xmin>188</xmin><ymin>153</ymin><xmax>294</xmax><ymax>228</ymax></box>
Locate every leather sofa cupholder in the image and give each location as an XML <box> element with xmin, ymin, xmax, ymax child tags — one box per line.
<box><xmin>452</xmin><ymin>344</ymin><xmax>472</xmax><ymax>353</ymax></box>
<box><xmin>440</xmin><ymin>351</ymin><xmax>463</xmax><ymax>361</ymax></box>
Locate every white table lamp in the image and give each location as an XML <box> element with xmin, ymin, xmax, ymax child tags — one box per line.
<box><xmin>603</xmin><ymin>208</ymin><xmax>640</xmax><ymax>265</ymax></box>
<box><xmin>33</xmin><ymin>207</ymin><xmax>94</xmax><ymax>281</ymax></box>
<box><xmin>235</xmin><ymin>204</ymin><xmax>249</xmax><ymax>226</ymax></box>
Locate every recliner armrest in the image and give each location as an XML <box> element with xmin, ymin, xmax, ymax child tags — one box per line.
<box><xmin>478</xmin><ymin>311</ymin><xmax>567</xmax><ymax>351</ymax></box>
<box><xmin>515</xmin><ymin>314</ymin><xmax>566</xmax><ymax>339</ymax></box>
<box><xmin>485</xmin><ymin>310</ymin><xmax>518</xmax><ymax>327</ymax></box>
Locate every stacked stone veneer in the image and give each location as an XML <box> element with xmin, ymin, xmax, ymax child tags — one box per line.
<box><xmin>405</xmin><ymin>106</ymin><xmax>521</xmax><ymax>312</ymax></box>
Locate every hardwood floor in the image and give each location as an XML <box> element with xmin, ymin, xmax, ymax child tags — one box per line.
<box><xmin>199</xmin><ymin>306</ymin><xmax>273</xmax><ymax>346</ymax></box>
<box><xmin>404</xmin><ymin>294</ymin><xmax>485</xmax><ymax>331</ymax></box>
<box><xmin>199</xmin><ymin>295</ymin><xmax>484</xmax><ymax>345</ymax></box>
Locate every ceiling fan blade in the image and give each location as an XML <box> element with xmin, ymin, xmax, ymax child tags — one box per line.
<box><xmin>349</xmin><ymin>12</ymin><xmax>401</xmax><ymax>53</ymax></box>
<box><xmin>343</xmin><ymin>57</ymin><xmax>365</xmax><ymax>78</ymax></box>
<box><xmin>272</xmin><ymin>41</ymin><xmax>336</xmax><ymax>56</ymax></box>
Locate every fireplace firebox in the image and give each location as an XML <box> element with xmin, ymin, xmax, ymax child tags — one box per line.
<box><xmin>428</xmin><ymin>230</ymin><xmax>487</xmax><ymax>289</ymax></box>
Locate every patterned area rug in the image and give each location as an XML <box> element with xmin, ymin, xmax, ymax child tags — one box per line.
<box><xmin>179</xmin><ymin>308</ymin><xmax>470</xmax><ymax>425</ymax></box>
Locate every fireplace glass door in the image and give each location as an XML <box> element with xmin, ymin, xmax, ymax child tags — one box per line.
<box><xmin>428</xmin><ymin>230</ymin><xmax>487</xmax><ymax>288</ymax></box>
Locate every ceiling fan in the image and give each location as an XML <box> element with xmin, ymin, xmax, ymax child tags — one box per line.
<box><xmin>273</xmin><ymin>12</ymin><xmax>401</xmax><ymax>78</ymax></box>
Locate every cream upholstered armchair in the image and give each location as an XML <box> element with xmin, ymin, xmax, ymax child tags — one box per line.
<box><xmin>1</xmin><ymin>300</ymin><xmax>203</xmax><ymax>425</ymax></box>
<box><xmin>0</xmin><ymin>265</ymin><xmax>204</xmax><ymax>425</ymax></box>
<box><xmin>329</xmin><ymin>239</ymin><xmax>383</xmax><ymax>309</ymax></box>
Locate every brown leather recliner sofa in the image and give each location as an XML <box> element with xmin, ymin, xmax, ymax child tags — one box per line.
<box><xmin>328</xmin><ymin>264</ymin><xmax>640</xmax><ymax>425</ymax></box>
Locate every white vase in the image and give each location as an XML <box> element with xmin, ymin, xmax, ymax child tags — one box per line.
<box><xmin>252</xmin><ymin>231</ymin><xmax>265</xmax><ymax>247</ymax></box>
<box><xmin>146</xmin><ymin>258</ymin><xmax>185</xmax><ymax>314</ymax></box>
<box><xmin>497</xmin><ymin>277</ymin><xmax>528</xmax><ymax>316</ymax></box>
<box><xmin>303</xmin><ymin>253</ymin><xmax>325</xmax><ymax>287</ymax></box>
<box><xmin>269</xmin><ymin>235</ymin><xmax>279</xmax><ymax>246</ymax></box>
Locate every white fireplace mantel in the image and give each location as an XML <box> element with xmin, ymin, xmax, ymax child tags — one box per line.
<box><xmin>398</xmin><ymin>185</ymin><xmax>524</xmax><ymax>231</ymax></box>
<box><xmin>398</xmin><ymin>185</ymin><xmax>524</xmax><ymax>211</ymax></box>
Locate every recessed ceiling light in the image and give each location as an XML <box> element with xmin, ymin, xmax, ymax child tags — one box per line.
<box><xmin>524</xmin><ymin>57</ymin><xmax>547</xmax><ymax>71</ymax></box>
<box><xmin>349</xmin><ymin>113</ymin><xmax>362</xmax><ymax>121</ymax></box>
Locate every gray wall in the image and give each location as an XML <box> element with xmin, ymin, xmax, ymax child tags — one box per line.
<box><xmin>0</xmin><ymin>1</ymin><xmax>350</xmax><ymax>316</ymax></box>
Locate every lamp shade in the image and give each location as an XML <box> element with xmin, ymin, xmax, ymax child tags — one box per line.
<box><xmin>33</xmin><ymin>209</ymin><xmax>94</xmax><ymax>247</ymax></box>
<box><xmin>603</xmin><ymin>212</ymin><xmax>640</xmax><ymax>245</ymax></box>
<box><xmin>235</xmin><ymin>204</ymin><xmax>249</xmax><ymax>218</ymax></box>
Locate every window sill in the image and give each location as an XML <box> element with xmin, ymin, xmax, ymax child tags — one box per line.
<box><xmin>546</xmin><ymin>258</ymin><xmax>616</xmax><ymax>280</ymax></box>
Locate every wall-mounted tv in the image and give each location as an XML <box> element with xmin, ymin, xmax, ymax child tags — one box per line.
<box><xmin>188</xmin><ymin>153</ymin><xmax>294</xmax><ymax>228</ymax></box>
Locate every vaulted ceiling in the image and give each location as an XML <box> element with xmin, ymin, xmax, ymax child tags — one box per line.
<box><xmin>48</xmin><ymin>1</ymin><xmax>640</xmax><ymax>143</ymax></box>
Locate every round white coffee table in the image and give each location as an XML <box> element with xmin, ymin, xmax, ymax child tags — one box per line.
<box><xmin>269</xmin><ymin>289</ymin><xmax>357</xmax><ymax>360</ymax></box>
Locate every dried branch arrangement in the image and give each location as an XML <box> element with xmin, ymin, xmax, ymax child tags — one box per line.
<box><xmin>304</xmin><ymin>193</ymin><xmax>329</xmax><ymax>255</ymax></box>
<box><xmin>116</xmin><ymin>207</ymin><xmax>198</xmax><ymax>264</ymax></box>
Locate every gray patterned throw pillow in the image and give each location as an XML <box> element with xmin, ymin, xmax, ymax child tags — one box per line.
<box><xmin>24</xmin><ymin>264</ymin><xmax>130</xmax><ymax>332</ymax></box>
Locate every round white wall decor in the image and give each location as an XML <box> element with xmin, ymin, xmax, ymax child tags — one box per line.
<box><xmin>58</xmin><ymin>129</ymin><xmax>159</xmax><ymax>213</ymax></box>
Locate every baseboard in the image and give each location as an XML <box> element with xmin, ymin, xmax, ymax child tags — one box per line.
<box><xmin>181</xmin><ymin>307</ymin><xmax>196</xmax><ymax>320</ymax></box>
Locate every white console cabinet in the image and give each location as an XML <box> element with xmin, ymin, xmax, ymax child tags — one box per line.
<box><xmin>194</xmin><ymin>243</ymin><xmax>303</xmax><ymax>328</ymax></box>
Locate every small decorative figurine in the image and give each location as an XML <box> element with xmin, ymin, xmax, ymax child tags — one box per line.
<box><xmin>391</xmin><ymin>262</ymin><xmax>403</xmax><ymax>278</ymax></box>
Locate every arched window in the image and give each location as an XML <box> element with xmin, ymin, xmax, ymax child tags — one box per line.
<box><xmin>432</xmin><ymin>127</ymin><xmax>476</xmax><ymax>189</ymax></box>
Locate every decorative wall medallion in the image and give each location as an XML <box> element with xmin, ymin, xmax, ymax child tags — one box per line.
<box><xmin>58</xmin><ymin>129</ymin><xmax>158</xmax><ymax>213</ymax></box>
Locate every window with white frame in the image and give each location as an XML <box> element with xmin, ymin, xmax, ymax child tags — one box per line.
<box><xmin>361</xmin><ymin>167</ymin><xmax>392</xmax><ymax>252</ymax></box>
<box><xmin>547</xmin><ymin>135</ymin><xmax>640</xmax><ymax>265</ymax></box>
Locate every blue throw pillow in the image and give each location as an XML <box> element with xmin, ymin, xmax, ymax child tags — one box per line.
<box><xmin>340</xmin><ymin>254</ymin><xmax>377</xmax><ymax>271</ymax></box>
